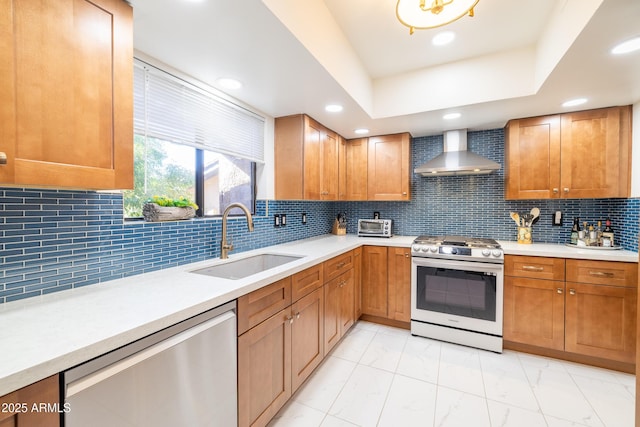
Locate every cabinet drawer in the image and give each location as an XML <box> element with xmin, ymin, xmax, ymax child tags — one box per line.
<box><xmin>566</xmin><ymin>260</ymin><xmax>637</xmax><ymax>288</ymax></box>
<box><xmin>324</xmin><ymin>251</ymin><xmax>354</xmax><ymax>282</ymax></box>
<box><xmin>291</xmin><ymin>264</ymin><xmax>324</xmax><ymax>302</ymax></box>
<box><xmin>505</xmin><ymin>255</ymin><xmax>565</xmax><ymax>280</ymax></box>
<box><xmin>237</xmin><ymin>277</ymin><xmax>292</xmax><ymax>335</ymax></box>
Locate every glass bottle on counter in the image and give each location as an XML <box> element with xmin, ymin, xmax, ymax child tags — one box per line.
<box><xmin>596</xmin><ymin>220</ymin><xmax>603</xmax><ymax>245</ymax></box>
<box><xmin>588</xmin><ymin>225</ymin><xmax>596</xmax><ymax>246</ymax></box>
<box><xmin>570</xmin><ymin>217</ymin><xmax>580</xmax><ymax>245</ymax></box>
<box><xmin>602</xmin><ymin>217</ymin><xmax>614</xmax><ymax>247</ymax></box>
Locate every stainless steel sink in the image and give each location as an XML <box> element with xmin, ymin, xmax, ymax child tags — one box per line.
<box><xmin>190</xmin><ymin>253</ymin><xmax>303</xmax><ymax>280</ymax></box>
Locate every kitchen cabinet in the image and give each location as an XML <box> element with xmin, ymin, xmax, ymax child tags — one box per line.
<box><xmin>339</xmin><ymin>137</ymin><xmax>368</xmax><ymax>200</ymax></box>
<box><xmin>361</xmin><ymin>246</ymin><xmax>389</xmax><ymax>318</ymax></box>
<box><xmin>0</xmin><ymin>0</ymin><xmax>133</xmax><ymax>190</ymax></box>
<box><xmin>387</xmin><ymin>247</ymin><xmax>412</xmax><ymax>322</ymax></box>
<box><xmin>0</xmin><ymin>375</ymin><xmax>60</xmax><ymax>427</ymax></box>
<box><xmin>368</xmin><ymin>133</ymin><xmax>411</xmax><ymax>201</ymax></box>
<box><xmin>361</xmin><ymin>246</ymin><xmax>411</xmax><ymax>325</ymax></box>
<box><xmin>353</xmin><ymin>247</ymin><xmax>363</xmax><ymax>318</ymax></box>
<box><xmin>237</xmin><ymin>264</ymin><xmax>329</xmax><ymax>427</ymax></box>
<box><xmin>505</xmin><ymin>105</ymin><xmax>632</xmax><ymax>199</ymax></box>
<box><xmin>504</xmin><ymin>255</ymin><xmax>637</xmax><ymax>369</ymax></box>
<box><xmin>324</xmin><ymin>269</ymin><xmax>355</xmax><ymax>355</ymax></box>
<box><xmin>274</xmin><ymin>114</ymin><xmax>339</xmax><ymax>200</ymax></box>
<box><xmin>504</xmin><ymin>256</ymin><xmax>566</xmax><ymax>350</ymax></box>
<box><xmin>565</xmin><ymin>259</ymin><xmax>637</xmax><ymax>364</ymax></box>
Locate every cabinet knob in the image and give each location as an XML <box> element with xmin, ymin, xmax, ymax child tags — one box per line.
<box><xmin>552</xmin><ymin>188</ymin><xmax>559</xmax><ymax>194</ymax></box>
<box><xmin>286</xmin><ymin>314</ymin><xmax>294</xmax><ymax>324</ymax></box>
<box><xmin>402</xmin><ymin>192</ymin><xmax>407</xmax><ymax>196</ymax></box>
<box><xmin>564</xmin><ymin>187</ymin><xmax>570</xmax><ymax>193</ymax></box>
<box><xmin>404</xmin><ymin>253</ymin><xmax>409</xmax><ymax>258</ymax></box>
<box><xmin>557</xmin><ymin>288</ymin><xmax>563</xmax><ymax>294</ymax></box>
<box><xmin>569</xmin><ymin>289</ymin><xmax>576</xmax><ymax>295</ymax></box>
<box><xmin>0</xmin><ymin>152</ymin><xmax>6</xmax><ymax>165</ymax></box>
<box><xmin>295</xmin><ymin>312</ymin><xmax>300</xmax><ymax>319</ymax></box>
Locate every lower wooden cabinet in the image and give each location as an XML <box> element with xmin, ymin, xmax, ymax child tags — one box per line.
<box><xmin>291</xmin><ymin>288</ymin><xmax>324</xmax><ymax>392</ymax></box>
<box><xmin>353</xmin><ymin>247</ymin><xmax>362</xmax><ymax>318</ymax></box>
<box><xmin>504</xmin><ymin>276</ymin><xmax>565</xmax><ymax>350</ymax></box>
<box><xmin>238</xmin><ymin>308</ymin><xmax>291</xmax><ymax>427</ymax></box>
<box><xmin>504</xmin><ymin>255</ymin><xmax>637</xmax><ymax>368</ymax></box>
<box><xmin>324</xmin><ymin>269</ymin><xmax>354</xmax><ymax>355</ymax></box>
<box><xmin>0</xmin><ymin>375</ymin><xmax>60</xmax><ymax>427</ymax></box>
<box><xmin>361</xmin><ymin>246</ymin><xmax>411</xmax><ymax>324</ymax></box>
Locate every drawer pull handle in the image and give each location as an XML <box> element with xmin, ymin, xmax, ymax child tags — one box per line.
<box><xmin>557</xmin><ymin>288</ymin><xmax>563</xmax><ymax>294</ymax></box>
<box><xmin>523</xmin><ymin>266</ymin><xmax>544</xmax><ymax>272</ymax></box>
<box><xmin>0</xmin><ymin>152</ymin><xmax>6</xmax><ymax>165</ymax></box>
<box><xmin>336</xmin><ymin>262</ymin><xmax>346</xmax><ymax>269</ymax></box>
<box><xmin>589</xmin><ymin>271</ymin><xmax>614</xmax><ymax>278</ymax></box>
<box><xmin>569</xmin><ymin>289</ymin><xmax>576</xmax><ymax>295</ymax></box>
<box><xmin>338</xmin><ymin>280</ymin><xmax>347</xmax><ymax>288</ymax></box>
<box><xmin>286</xmin><ymin>314</ymin><xmax>294</xmax><ymax>324</ymax></box>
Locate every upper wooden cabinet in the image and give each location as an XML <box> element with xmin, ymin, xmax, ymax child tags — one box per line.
<box><xmin>339</xmin><ymin>137</ymin><xmax>368</xmax><ymax>200</ymax></box>
<box><xmin>505</xmin><ymin>105</ymin><xmax>632</xmax><ymax>199</ymax></box>
<box><xmin>275</xmin><ymin>114</ymin><xmax>338</xmax><ymax>200</ymax></box>
<box><xmin>368</xmin><ymin>133</ymin><xmax>411</xmax><ymax>201</ymax></box>
<box><xmin>275</xmin><ymin>115</ymin><xmax>411</xmax><ymax>201</ymax></box>
<box><xmin>0</xmin><ymin>0</ymin><xmax>133</xmax><ymax>190</ymax></box>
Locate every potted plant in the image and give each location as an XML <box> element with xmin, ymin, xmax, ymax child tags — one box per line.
<box><xmin>142</xmin><ymin>196</ymin><xmax>198</xmax><ymax>222</ymax></box>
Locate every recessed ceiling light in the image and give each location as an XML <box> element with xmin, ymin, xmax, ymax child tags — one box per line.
<box><xmin>611</xmin><ymin>37</ymin><xmax>640</xmax><ymax>55</ymax></box>
<box><xmin>443</xmin><ymin>112</ymin><xmax>461</xmax><ymax>120</ymax></box>
<box><xmin>562</xmin><ymin>98</ymin><xmax>588</xmax><ymax>107</ymax></box>
<box><xmin>216</xmin><ymin>78</ymin><xmax>242</xmax><ymax>90</ymax></box>
<box><xmin>325</xmin><ymin>104</ymin><xmax>343</xmax><ymax>113</ymax></box>
<box><xmin>354</xmin><ymin>128</ymin><xmax>369</xmax><ymax>135</ymax></box>
<box><xmin>432</xmin><ymin>31</ymin><xmax>456</xmax><ymax>46</ymax></box>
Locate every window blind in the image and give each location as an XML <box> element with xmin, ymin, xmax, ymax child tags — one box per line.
<box><xmin>133</xmin><ymin>60</ymin><xmax>265</xmax><ymax>163</ymax></box>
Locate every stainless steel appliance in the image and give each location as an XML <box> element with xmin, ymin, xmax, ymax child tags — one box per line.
<box><xmin>63</xmin><ymin>301</ymin><xmax>237</xmax><ymax>427</ymax></box>
<box><xmin>411</xmin><ymin>235</ymin><xmax>504</xmax><ymax>352</ymax></box>
<box><xmin>357</xmin><ymin>218</ymin><xmax>393</xmax><ymax>237</ymax></box>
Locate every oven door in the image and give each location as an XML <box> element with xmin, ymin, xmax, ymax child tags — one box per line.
<box><xmin>411</xmin><ymin>257</ymin><xmax>503</xmax><ymax>336</ymax></box>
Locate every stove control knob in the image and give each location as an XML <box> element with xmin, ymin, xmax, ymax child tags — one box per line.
<box><xmin>451</xmin><ymin>247</ymin><xmax>458</xmax><ymax>255</ymax></box>
<box><xmin>411</xmin><ymin>244</ymin><xmax>421</xmax><ymax>252</ymax></box>
<box><xmin>492</xmin><ymin>249</ymin><xmax>503</xmax><ymax>258</ymax></box>
<box><xmin>429</xmin><ymin>246</ymin><xmax>438</xmax><ymax>253</ymax></box>
<box><xmin>482</xmin><ymin>249</ymin><xmax>491</xmax><ymax>257</ymax></box>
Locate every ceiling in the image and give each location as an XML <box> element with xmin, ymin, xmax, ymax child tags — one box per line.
<box><xmin>130</xmin><ymin>0</ymin><xmax>640</xmax><ymax>138</ymax></box>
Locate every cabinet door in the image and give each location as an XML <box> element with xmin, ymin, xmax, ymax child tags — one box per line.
<box><xmin>291</xmin><ymin>288</ymin><xmax>324</xmax><ymax>392</ymax></box>
<box><xmin>0</xmin><ymin>375</ymin><xmax>59</xmax><ymax>427</ymax></box>
<box><xmin>503</xmin><ymin>277</ymin><xmax>565</xmax><ymax>350</ymax></box>
<box><xmin>324</xmin><ymin>273</ymin><xmax>342</xmax><ymax>355</ymax></box>
<box><xmin>0</xmin><ymin>0</ymin><xmax>133</xmax><ymax>190</ymax></box>
<box><xmin>565</xmin><ymin>282</ymin><xmax>636</xmax><ymax>364</ymax></box>
<box><xmin>303</xmin><ymin>117</ymin><xmax>338</xmax><ymax>200</ymax></box>
<box><xmin>339</xmin><ymin>269</ymin><xmax>355</xmax><ymax>334</ymax></box>
<box><xmin>321</xmin><ymin>129</ymin><xmax>339</xmax><ymax>200</ymax></box>
<box><xmin>238</xmin><ymin>309</ymin><xmax>292</xmax><ymax>427</ymax></box>
<box><xmin>387</xmin><ymin>247</ymin><xmax>411</xmax><ymax>322</ymax></box>
<box><xmin>361</xmin><ymin>246</ymin><xmax>388</xmax><ymax>317</ymax></box>
<box><xmin>367</xmin><ymin>133</ymin><xmax>410</xmax><ymax>200</ymax></box>
<box><xmin>505</xmin><ymin>116</ymin><xmax>561</xmax><ymax>200</ymax></box>
<box><xmin>339</xmin><ymin>137</ymin><xmax>368</xmax><ymax>200</ymax></box>
<box><xmin>353</xmin><ymin>247</ymin><xmax>363</xmax><ymax>318</ymax></box>
<box><xmin>560</xmin><ymin>106</ymin><xmax>631</xmax><ymax>198</ymax></box>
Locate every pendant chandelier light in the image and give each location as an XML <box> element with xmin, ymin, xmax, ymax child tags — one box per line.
<box><xmin>396</xmin><ymin>0</ymin><xmax>479</xmax><ymax>34</ymax></box>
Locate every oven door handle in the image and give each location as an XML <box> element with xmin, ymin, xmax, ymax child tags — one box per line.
<box><xmin>411</xmin><ymin>257</ymin><xmax>503</xmax><ymax>274</ymax></box>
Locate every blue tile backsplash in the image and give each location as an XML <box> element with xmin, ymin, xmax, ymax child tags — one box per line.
<box><xmin>1</xmin><ymin>128</ymin><xmax>638</xmax><ymax>303</ymax></box>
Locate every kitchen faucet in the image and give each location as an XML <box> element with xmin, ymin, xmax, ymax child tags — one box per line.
<box><xmin>220</xmin><ymin>202</ymin><xmax>254</xmax><ymax>259</ymax></box>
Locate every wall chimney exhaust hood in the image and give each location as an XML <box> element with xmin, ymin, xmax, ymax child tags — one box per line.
<box><xmin>414</xmin><ymin>129</ymin><xmax>500</xmax><ymax>176</ymax></box>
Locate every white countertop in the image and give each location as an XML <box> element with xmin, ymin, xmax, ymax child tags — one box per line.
<box><xmin>0</xmin><ymin>234</ymin><xmax>636</xmax><ymax>396</ymax></box>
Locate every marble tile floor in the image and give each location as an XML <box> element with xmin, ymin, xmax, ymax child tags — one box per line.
<box><xmin>268</xmin><ymin>321</ymin><xmax>635</xmax><ymax>427</ymax></box>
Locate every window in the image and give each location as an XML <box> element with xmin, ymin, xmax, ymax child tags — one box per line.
<box><xmin>124</xmin><ymin>60</ymin><xmax>264</xmax><ymax>218</ymax></box>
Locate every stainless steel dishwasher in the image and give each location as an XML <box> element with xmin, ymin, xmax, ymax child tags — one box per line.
<box><xmin>62</xmin><ymin>301</ymin><xmax>237</xmax><ymax>427</ymax></box>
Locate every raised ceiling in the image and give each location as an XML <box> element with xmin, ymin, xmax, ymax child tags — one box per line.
<box><xmin>131</xmin><ymin>0</ymin><xmax>640</xmax><ymax>138</ymax></box>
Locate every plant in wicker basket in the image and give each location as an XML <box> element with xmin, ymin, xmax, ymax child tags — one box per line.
<box><xmin>143</xmin><ymin>196</ymin><xmax>199</xmax><ymax>222</ymax></box>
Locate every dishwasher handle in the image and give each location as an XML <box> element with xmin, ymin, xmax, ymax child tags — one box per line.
<box><xmin>66</xmin><ymin>310</ymin><xmax>235</xmax><ymax>398</ymax></box>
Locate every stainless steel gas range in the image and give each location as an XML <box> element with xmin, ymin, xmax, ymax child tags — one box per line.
<box><xmin>410</xmin><ymin>235</ymin><xmax>504</xmax><ymax>352</ymax></box>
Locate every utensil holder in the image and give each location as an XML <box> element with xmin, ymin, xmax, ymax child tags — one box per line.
<box><xmin>517</xmin><ymin>227</ymin><xmax>532</xmax><ymax>244</ymax></box>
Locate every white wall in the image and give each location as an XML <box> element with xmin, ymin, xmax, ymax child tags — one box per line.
<box><xmin>256</xmin><ymin>117</ymin><xmax>275</xmax><ymax>201</ymax></box>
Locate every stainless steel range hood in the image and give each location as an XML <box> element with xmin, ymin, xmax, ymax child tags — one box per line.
<box><xmin>414</xmin><ymin>129</ymin><xmax>500</xmax><ymax>176</ymax></box>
